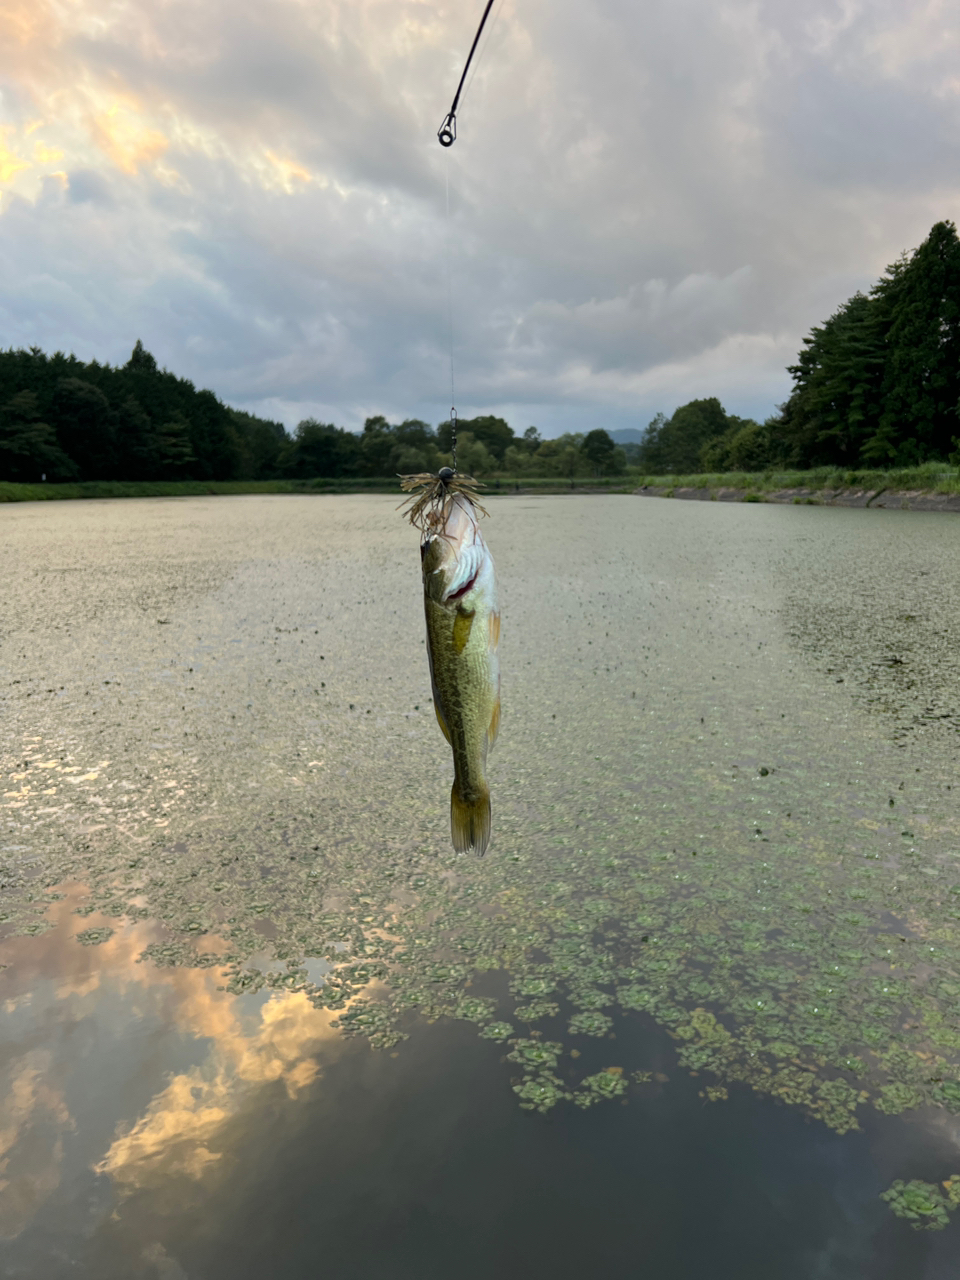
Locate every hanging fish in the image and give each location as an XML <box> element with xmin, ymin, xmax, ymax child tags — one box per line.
<box><xmin>400</xmin><ymin>468</ymin><xmax>500</xmax><ymax>855</ymax></box>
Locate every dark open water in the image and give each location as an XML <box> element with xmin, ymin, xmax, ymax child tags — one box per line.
<box><xmin>3</xmin><ymin>495</ymin><xmax>960</xmax><ymax>1277</ymax></box>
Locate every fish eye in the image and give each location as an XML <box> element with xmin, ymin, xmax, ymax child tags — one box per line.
<box><xmin>438</xmin><ymin>467</ymin><xmax>455</xmax><ymax>484</ymax></box>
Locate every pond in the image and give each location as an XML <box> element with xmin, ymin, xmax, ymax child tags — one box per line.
<box><xmin>2</xmin><ymin>493</ymin><xmax>960</xmax><ymax>1277</ymax></box>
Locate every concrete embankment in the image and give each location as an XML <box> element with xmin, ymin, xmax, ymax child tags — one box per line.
<box><xmin>634</xmin><ymin>485</ymin><xmax>960</xmax><ymax>512</ymax></box>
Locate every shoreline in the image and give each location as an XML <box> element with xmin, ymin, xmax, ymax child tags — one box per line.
<box><xmin>633</xmin><ymin>484</ymin><xmax>960</xmax><ymax>512</ymax></box>
<box><xmin>4</xmin><ymin>476</ymin><xmax>960</xmax><ymax>510</ymax></box>
<box><xmin>0</xmin><ymin>478</ymin><xmax>635</xmax><ymax>503</ymax></box>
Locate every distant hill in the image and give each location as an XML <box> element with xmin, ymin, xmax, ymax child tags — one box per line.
<box><xmin>609</xmin><ymin>428</ymin><xmax>646</xmax><ymax>444</ymax></box>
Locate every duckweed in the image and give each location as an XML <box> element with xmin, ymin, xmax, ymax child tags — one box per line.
<box><xmin>455</xmin><ymin>996</ymin><xmax>498</xmax><ymax>1023</ymax></box>
<box><xmin>514</xmin><ymin>1001</ymin><xmax>560</xmax><ymax>1023</ymax></box>
<box><xmin>513</xmin><ymin>1073</ymin><xmax>570</xmax><ymax>1113</ymax></box>
<box><xmin>75</xmin><ymin>926</ymin><xmax>114</xmax><ymax>946</ymax></box>
<box><xmin>880</xmin><ymin>1179</ymin><xmax>960</xmax><ymax>1231</ymax></box>
<box><xmin>507</xmin><ymin>1039</ymin><xmax>563</xmax><ymax>1071</ymax></box>
<box><xmin>479</xmin><ymin>1022</ymin><xmax>514</xmax><ymax>1042</ymax></box>
<box><xmin>568</xmin><ymin>1011</ymin><xmax>613</xmax><ymax>1037</ymax></box>
<box><xmin>574</xmin><ymin>1069</ymin><xmax>628</xmax><ymax>1108</ymax></box>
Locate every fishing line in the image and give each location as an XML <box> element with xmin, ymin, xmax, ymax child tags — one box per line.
<box><xmin>437</xmin><ymin>0</ymin><xmax>501</xmax><ymax>474</ymax></box>
<box><xmin>444</xmin><ymin>160</ymin><xmax>457</xmax><ymax>473</ymax></box>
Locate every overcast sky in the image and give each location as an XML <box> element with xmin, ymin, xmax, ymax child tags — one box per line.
<box><xmin>1</xmin><ymin>0</ymin><xmax>958</xmax><ymax>436</ymax></box>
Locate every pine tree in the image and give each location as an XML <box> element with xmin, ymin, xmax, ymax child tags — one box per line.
<box><xmin>864</xmin><ymin>221</ymin><xmax>960</xmax><ymax>464</ymax></box>
<box><xmin>778</xmin><ymin>292</ymin><xmax>883</xmax><ymax>466</ymax></box>
<box><xmin>126</xmin><ymin>339</ymin><xmax>159</xmax><ymax>374</ymax></box>
<box><xmin>157</xmin><ymin>413</ymin><xmax>197</xmax><ymax>476</ymax></box>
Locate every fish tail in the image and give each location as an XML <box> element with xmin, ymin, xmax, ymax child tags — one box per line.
<box><xmin>450</xmin><ymin>781</ymin><xmax>491</xmax><ymax>856</ymax></box>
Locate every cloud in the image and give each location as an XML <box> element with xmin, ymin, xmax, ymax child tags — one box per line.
<box><xmin>0</xmin><ymin>0</ymin><xmax>958</xmax><ymax>433</ymax></box>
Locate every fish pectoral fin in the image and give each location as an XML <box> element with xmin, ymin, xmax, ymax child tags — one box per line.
<box><xmin>488</xmin><ymin>610</ymin><xmax>500</xmax><ymax>650</ymax></box>
<box><xmin>433</xmin><ymin>699</ymin><xmax>452</xmax><ymax>745</ymax></box>
<box><xmin>452</xmin><ymin>607</ymin><xmax>475</xmax><ymax>655</ymax></box>
<box><xmin>488</xmin><ymin>696</ymin><xmax>500</xmax><ymax>748</ymax></box>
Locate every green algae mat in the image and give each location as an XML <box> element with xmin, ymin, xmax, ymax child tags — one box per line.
<box><xmin>3</xmin><ymin>494</ymin><xmax>960</xmax><ymax>1271</ymax></box>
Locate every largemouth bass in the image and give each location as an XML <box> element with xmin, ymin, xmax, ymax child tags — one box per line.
<box><xmin>404</xmin><ymin>474</ymin><xmax>500</xmax><ymax>855</ymax></box>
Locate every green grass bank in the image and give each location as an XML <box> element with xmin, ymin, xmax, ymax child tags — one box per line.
<box><xmin>0</xmin><ymin>476</ymin><xmax>638</xmax><ymax>503</ymax></box>
<box><xmin>632</xmin><ymin>461</ymin><xmax>960</xmax><ymax>494</ymax></box>
<box><xmin>631</xmin><ymin>461</ymin><xmax>960</xmax><ymax>510</ymax></box>
<box><xmin>4</xmin><ymin>463</ymin><xmax>960</xmax><ymax>505</ymax></box>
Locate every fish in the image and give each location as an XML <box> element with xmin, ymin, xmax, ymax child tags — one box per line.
<box><xmin>401</xmin><ymin>472</ymin><xmax>500</xmax><ymax>855</ymax></box>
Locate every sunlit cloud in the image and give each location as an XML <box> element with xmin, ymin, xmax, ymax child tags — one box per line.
<box><xmin>0</xmin><ymin>129</ymin><xmax>30</xmax><ymax>183</ymax></box>
<box><xmin>92</xmin><ymin>100</ymin><xmax>168</xmax><ymax>174</ymax></box>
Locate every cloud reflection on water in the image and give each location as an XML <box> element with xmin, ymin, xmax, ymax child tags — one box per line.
<box><xmin>0</xmin><ymin>892</ymin><xmax>342</xmax><ymax>1238</ymax></box>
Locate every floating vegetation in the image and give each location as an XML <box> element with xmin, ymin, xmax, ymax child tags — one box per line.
<box><xmin>75</xmin><ymin>926</ymin><xmax>114</xmax><ymax>946</ymax></box>
<box><xmin>513</xmin><ymin>1072</ymin><xmax>570</xmax><ymax>1113</ymax></box>
<box><xmin>568</xmin><ymin>1011</ymin><xmax>613</xmax><ymax>1037</ymax></box>
<box><xmin>332</xmin><ymin>999</ymin><xmax>407</xmax><ymax>1049</ymax></box>
<box><xmin>479</xmin><ymin>1021</ymin><xmax>514</xmax><ymax>1042</ymax></box>
<box><xmin>455</xmin><ymin>996</ymin><xmax>498</xmax><ymax>1023</ymax></box>
<box><xmin>507</xmin><ymin>1039</ymin><xmax>563</xmax><ymax>1072</ymax></box>
<box><xmin>514</xmin><ymin>1000</ymin><xmax>560</xmax><ymax>1023</ymax></box>
<box><xmin>881</xmin><ymin>1177</ymin><xmax>960</xmax><ymax>1231</ymax></box>
<box><xmin>574</xmin><ymin>1068</ymin><xmax>628</xmax><ymax>1108</ymax></box>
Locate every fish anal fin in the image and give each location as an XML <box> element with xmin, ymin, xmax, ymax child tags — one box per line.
<box><xmin>452</xmin><ymin>607</ymin><xmax>475</xmax><ymax>655</ymax></box>
<box><xmin>433</xmin><ymin>699</ymin><xmax>452</xmax><ymax>745</ymax></box>
<box><xmin>488</xmin><ymin>696</ymin><xmax>500</xmax><ymax>748</ymax></box>
<box><xmin>451</xmin><ymin>781</ymin><xmax>491</xmax><ymax>856</ymax></box>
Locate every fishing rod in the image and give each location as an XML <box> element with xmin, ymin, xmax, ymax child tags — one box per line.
<box><xmin>437</xmin><ymin>0</ymin><xmax>497</xmax><ymax>148</ymax></box>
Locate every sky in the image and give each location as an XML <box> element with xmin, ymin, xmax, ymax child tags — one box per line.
<box><xmin>1</xmin><ymin>0</ymin><xmax>959</xmax><ymax>437</ymax></box>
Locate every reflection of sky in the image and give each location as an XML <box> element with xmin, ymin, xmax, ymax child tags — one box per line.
<box><xmin>0</xmin><ymin>893</ymin><xmax>340</xmax><ymax>1252</ymax></box>
<box><xmin>1</xmin><ymin>0</ymin><xmax>960</xmax><ymax>431</ymax></box>
<box><xmin>3</xmin><ymin>899</ymin><xmax>960</xmax><ymax>1277</ymax></box>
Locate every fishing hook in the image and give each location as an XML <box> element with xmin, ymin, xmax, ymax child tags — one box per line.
<box><xmin>437</xmin><ymin>0</ymin><xmax>497</xmax><ymax>147</ymax></box>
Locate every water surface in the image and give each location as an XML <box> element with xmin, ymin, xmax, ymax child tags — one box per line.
<box><xmin>3</xmin><ymin>494</ymin><xmax>960</xmax><ymax>1276</ymax></box>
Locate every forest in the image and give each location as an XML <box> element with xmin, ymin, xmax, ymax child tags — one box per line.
<box><xmin>0</xmin><ymin>340</ymin><xmax>625</xmax><ymax>483</ymax></box>
<box><xmin>3</xmin><ymin>220</ymin><xmax>959</xmax><ymax>483</ymax></box>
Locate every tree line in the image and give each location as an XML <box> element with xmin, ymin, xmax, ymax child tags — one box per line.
<box><xmin>282</xmin><ymin>416</ymin><xmax>627</xmax><ymax>480</ymax></box>
<box><xmin>634</xmin><ymin>220</ymin><xmax>960</xmax><ymax>473</ymax></box>
<box><xmin>0</xmin><ymin>342</ymin><xmax>627</xmax><ymax>482</ymax></box>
